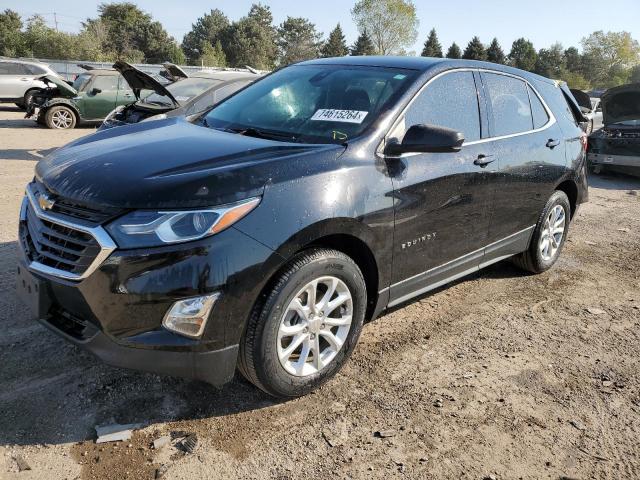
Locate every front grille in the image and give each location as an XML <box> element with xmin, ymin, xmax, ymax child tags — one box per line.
<box><xmin>22</xmin><ymin>201</ymin><xmax>102</xmax><ymax>276</ymax></box>
<box><xmin>33</xmin><ymin>182</ymin><xmax>123</xmax><ymax>225</ymax></box>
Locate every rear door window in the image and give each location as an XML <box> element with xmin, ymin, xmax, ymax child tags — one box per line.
<box><xmin>402</xmin><ymin>71</ymin><xmax>481</xmax><ymax>142</ymax></box>
<box><xmin>0</xmin><ymin>62</ymin><xmax>23</xmax><ymax>75</ymax></box>
<box><xmin>528</xmin><ymin>85</ymin><xmax>550</xmax><ymax>129</ymax></box>
<box><xmin>483</xmin><ymin>73</ymin><xmax>533</xmax><ymax>136</ymax></box>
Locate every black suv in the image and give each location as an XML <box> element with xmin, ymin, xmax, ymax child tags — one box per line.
<box><xmin>17</xmin><ymin>57</ymin><xmax>588</xmax><ymax>398</ymax></box>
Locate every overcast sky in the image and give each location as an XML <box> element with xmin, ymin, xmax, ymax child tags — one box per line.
<box><xmin>11</xmin><ymin>0</ymin><xmax>640</xmax><ymax>53</ymax></box>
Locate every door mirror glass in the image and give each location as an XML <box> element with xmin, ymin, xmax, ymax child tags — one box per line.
<box><xmin>387</xmin><ymin>124</ymin><xmax>464</xmax><ymax>155</ymax></box>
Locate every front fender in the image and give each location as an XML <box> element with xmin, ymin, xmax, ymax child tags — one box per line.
<box><xmin>233</xmin><ymin>154</ymin><xmax>395</xmax><ymax>294</ymax></box>
<box><xmin>42</xmin><ymin>97</ymin><xmax>80</xmax><ymax>116</ymax></box>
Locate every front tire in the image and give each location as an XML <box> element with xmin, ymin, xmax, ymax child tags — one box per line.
<box><xmin>512</xmin><ymin>191</ymin><xmax>570</xmax><ymax>274</ymax></box>
<box><xmin>238</xmin><ymin>248</ymin><xmax>366</xmax><ymax>398</ymax></box>
<box><xmin>45</xmin><ymin>105</ymin><xmax>77</xmax><ymax>129</ymax></box>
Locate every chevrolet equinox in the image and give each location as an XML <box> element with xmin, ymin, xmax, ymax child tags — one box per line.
<box><xmin>17</xmin><ymin>57</ymin><xmax>588</xmax><ymax>398</ymax></box>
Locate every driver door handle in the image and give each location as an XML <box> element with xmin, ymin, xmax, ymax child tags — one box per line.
<box><xmin>546</xmin><ymin>138</ymin><xmax>561</xmax><ymax>149</ymax></box>
<box><xmin>474</xmin><ymin>154</ymin><xmax>495</xmax><ymax>167</ymax></box>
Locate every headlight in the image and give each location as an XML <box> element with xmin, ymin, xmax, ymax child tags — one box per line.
<box><xmin>105</xmin><ymin>197</ymin><xmax>260</xmax><ymax>248</ymax></box>
<box><xmin>104</xmin><ymin>105</ymin><xmax>125</xmax><ymax>123</ymax></box>
<box><xmin>141</xmin><ymin>113</ymin><xmax>167</xmax><ymax>123</ymax></box>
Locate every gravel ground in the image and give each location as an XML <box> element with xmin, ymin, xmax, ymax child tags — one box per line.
<box><xmin>1</xmin><ymin>106</ymin><xmax>639</xmax><ymax>480</ymax></box>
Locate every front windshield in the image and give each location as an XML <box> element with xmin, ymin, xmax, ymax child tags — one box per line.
<box><xmin>142</xmin><ymin>77</ymin><xmax>219</xmax><ymax>106</ymax></box>
<box><xmin>203</xmin><ymin>64</ymin><xmax>418</xmax><ymax>144</ymax></box>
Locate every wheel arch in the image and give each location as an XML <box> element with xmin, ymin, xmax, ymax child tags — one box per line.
<box><xmin>244</xmin><ymin>218</ymin><xmax>384</xmax><ymax>326</ymax></box>
<box><xmin>305</xmin><ymin>233</ymin><xmax>380</xmax><ymax>322</ymax></box>
<box><xmin>554</xmin><ymin>179</ymin><xmax>578</xmax><ymax>218</ymax></box>
<box><xmin>43</xmin><ymin>99</ymin><xmax>81</xmax><ymax>121</ymax></box>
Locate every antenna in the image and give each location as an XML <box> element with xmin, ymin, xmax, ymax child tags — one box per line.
<box><xmin>53</xmin><ymin>12</ymin><xmax>58</xmax><ymax>32</ymax></box>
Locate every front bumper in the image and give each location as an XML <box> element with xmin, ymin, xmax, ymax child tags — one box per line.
<box><xmin>17</xmin><ymin>194</ymin><xmax>283</xmax><ymax>385</ymax></box>
<box><xmin>38</xmin><ymin>306</ymin><xmax>239</xmax><ymax>385</ymax></box>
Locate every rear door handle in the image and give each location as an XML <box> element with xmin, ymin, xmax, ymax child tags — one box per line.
<box><xmin>474</xmin><ymin>154</ymin><xmax>495</xmax><ymax>167</ymax></box>
<box><xmin>546</xmin><ymin>138</ymin><xmax>561</xmax><ymax>149</ymax></box>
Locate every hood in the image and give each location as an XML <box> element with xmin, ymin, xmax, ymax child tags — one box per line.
<box><xmin>34</xmin><ymin>118</ymin><xmax>343</xmax><ymax>209</ymax></box>
<box><xmin>601</xmin><ymin>83</ymin><xmax>640</xmax><ymax>126</ymax></box>
<box><xmin>40</xmin><ymin>75</ymin><xmax>77</xmax><ymax>97</ymax></box>
<box><xmin>570</xmin><ymin>88</ymin><xmax>592</xmax><ymax>113</ymax></box>
<box><xmin>113</xmin><ymin>60</ymin><xmax>179</xmax><ymax>107</ymax></box>
<box><xmin>161</xmin><ymin>62</ymin><xmax>189</xmax><ymax>82</ymax></box>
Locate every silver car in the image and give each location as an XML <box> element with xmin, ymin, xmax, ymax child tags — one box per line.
<box><xmin>0</xmin><ymin>58</ymin><xmax>59</xmax><ymax>109</ymax></box>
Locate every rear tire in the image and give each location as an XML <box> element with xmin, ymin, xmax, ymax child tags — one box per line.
<box><xmin>23</xmin><ymin>90</ymin><xmax>38</xmax><ymax>109</ymax></box>
<box><xmin>512</xmin><ymin>191</ymin><xmax>570</xmax><ymax>274</ymax></box>
<box><xmin>238</xmin><ymin>248</ymin><xmax>366</xmax><ymax>398</ymax></box>
<box><xmin>45</xmin><ymin>105</ymin><xmax>77</xmax><ymax>129</ymax></box>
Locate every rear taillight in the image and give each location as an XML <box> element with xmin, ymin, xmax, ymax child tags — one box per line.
<box><xmin>580</xmin><ymin>134</ymin><xmax>588</xmax><ymax>153</ymax></box>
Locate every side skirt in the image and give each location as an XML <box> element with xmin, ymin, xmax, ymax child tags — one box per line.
<box><xmin>386</xmin><ymin>226</ymin><xmax>534</xmax><ymax>309</ymax></box>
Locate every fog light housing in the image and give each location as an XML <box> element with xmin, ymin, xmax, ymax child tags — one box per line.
<box><xmin>162</xmin><ymin>293</ymin><xmax>219</xmax><ymax>338</ymax></box>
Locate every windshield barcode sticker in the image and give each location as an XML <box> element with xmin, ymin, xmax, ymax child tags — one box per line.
<box><xmin>310</xmin><ymin>109</ymin><xmax>368</xmax><ymax>124</ymax></box>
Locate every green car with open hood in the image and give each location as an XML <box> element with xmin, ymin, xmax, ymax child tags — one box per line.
<box><xmin>26</xmin><ymin>62</ymin><xmax>178</xmax><ymax>129</ymax></box>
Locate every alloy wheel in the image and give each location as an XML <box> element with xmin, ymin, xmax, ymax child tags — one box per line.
<box><xmin>51</xmin><ymin>110</ymin><xmax>73</xmax><ymax>129</ymax></box>
<box><xmin>539</xmin><ymin>204</ymin><xmax>566</xmax><ymax>261</ymax></box>
<box><xmin>277</xmin><ymin>276</ymin><xmax>353</xmax><ymax>377</ymax></box>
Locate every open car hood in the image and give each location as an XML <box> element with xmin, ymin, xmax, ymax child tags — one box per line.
<box><xmin>113</xmin><ymin>60</ymin><xmax>179</xmax><ymax>107</ymax></box>
<box><xmin>161</xmin><ymin>62</ymin><xmax>189</xmax><ymax>82</ymax></box>
<box><xmin>40</xmin><ymin>75</ymin><xmax>77</xmax><ymax>98</ymax></box>
<box><xmin>601</xmin><ymin>83</ymin><xmax>640</xmax><ymax>126</ymax></box>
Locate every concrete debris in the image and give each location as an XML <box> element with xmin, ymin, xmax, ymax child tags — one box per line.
<box><xmin>14</xmin><ymin>455</ymin><xmax>31</xmax><ymax>471</ymax></box>
<box><xmin>586</xmin><ymin>307</ymin><xmax>606</xmax><ymax>315</ymax></box>
<box><xmin>155</xmin><ymin>464</ymin><xmax>170</xmax><ymax>479</ymax></box>
<box><xmin>95</xmin><ymin>423</ymin><xmax>142</xmax><ymax>443</ymax></box>
<box><xmin>152</xmin><ymin>436</ymin><xmax>171</xmax><ymax>450</ymax></box>
<box><xmin>322</xmin><ymin>420</ymin><xmax>349</xmax><ymax>447</ymax></box>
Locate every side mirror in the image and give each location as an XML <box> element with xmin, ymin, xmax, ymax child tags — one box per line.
<box><xmin>386</xmin><ymin>124</ymin><xmax>465</xmax><ymax>155</ymax></box>
<box><xmin>90</xmin><ymin>88</ymin><xmax>102</xmax><ymax>95</ymax></box>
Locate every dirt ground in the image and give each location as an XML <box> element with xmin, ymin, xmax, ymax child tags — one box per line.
<box><xmin>0</xmin><ymin>106</ymin><xmax>639</xmax><ymax>480</ymax></box>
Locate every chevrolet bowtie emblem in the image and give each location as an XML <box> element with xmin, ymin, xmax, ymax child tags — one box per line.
<box><xmin>38</xmin><ymin>193</ymin><xmax>55</xmax><ymax>211</ymax></box>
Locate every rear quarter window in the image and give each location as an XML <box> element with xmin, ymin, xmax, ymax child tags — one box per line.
<box><xmin>25</xmin><ymin>64</ymin><xmax>47</xmax><ymax>75</ymax></box>
<box><xmin>534</xmin><ymin>80</ymin><xmax>579</xmax><ymax>128</ymax></box>
<box><xmin>528</xmin><ymin>85</ymin><xmax>550</xmax><ymax>129</ymax></box>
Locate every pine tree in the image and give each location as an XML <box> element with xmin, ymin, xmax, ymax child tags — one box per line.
<box><xmin>509</xmin><ymin>38</ymin><xmax>537</xmax><ymax>71</ymax></box>
<box><xmin>463</xmin><ymin>36</ymin><xmax>486</xmax><ymax>60</ymax></box>
<box><xmin>421</xmin><ymin>28</ymin><xmax>443</xmax><ymax>57</ymax></box>
<box><xmin>198</xmin><ymin>40</ymin><xmax>226</xmax><ymax>67</ymax></box>
<box><xmin>486</xmin><ymin>37</ymin><xmax>505</xmax><ymax>64</ymax></box>
<box><xmin>446</xmin><ymin>42</ymin><xmax>462</xmax><ymax>59</ymax></box>
<box><xmin>351</xmin><ymin>29</ymin><xmax>375</xmax><ymax>56</ymax></box>
<box><xmin>321</xmin><ymin>23</ymin><xmax>348</xmax><ymax>57</ymax></box>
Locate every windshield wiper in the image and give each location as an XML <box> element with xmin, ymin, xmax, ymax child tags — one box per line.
<box><xmin>235</xmin><ymin>127</ymin><xmax>298</xmax><ymax>142</ymax></box>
